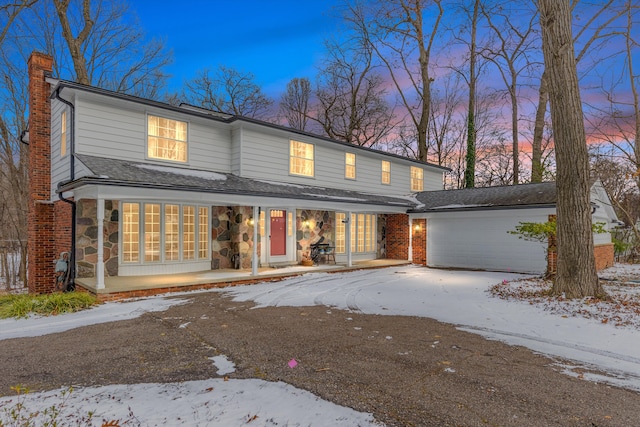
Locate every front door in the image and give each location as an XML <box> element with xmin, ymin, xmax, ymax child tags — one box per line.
<box><xmin>270</xmin><ymin>210</ymin><xmax>286</xmax><ymax>256</ymax></box>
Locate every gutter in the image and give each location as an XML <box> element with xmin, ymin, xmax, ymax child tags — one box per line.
<box><xmin>52</xmin><ymin>87</ymin><xmax>77</xmax><ymax>288</ymax></box>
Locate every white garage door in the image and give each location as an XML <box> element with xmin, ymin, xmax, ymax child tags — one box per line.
<box><xmin>423</xmin><ymin>208</ymin><xmax>553</xmax><ymax>274</ymax></box>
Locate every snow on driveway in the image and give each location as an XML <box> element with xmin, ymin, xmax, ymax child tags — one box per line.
<box><xmin>2</xmin><ymin>264</ymin><xmax>640</xmax><ymax>426</ymax></box>
<box><xmin>220</xmin><ymin>265</ymin><xmax>640</xmax><ymax>392</ymax></box>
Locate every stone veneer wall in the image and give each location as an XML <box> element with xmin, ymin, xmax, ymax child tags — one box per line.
<box><xmin>377</xmin><ymin>214</ymin><xmax>387</xmax><ymax>259</ymax></box>
<box><xmin>296</xmin><ymin>210</ymin><xmax>334</xmax><ymax>261</ymax></box>
<box><xmin>76</xmin><ymin>199</ymin><xmax>119</xmax><ymax>278</ymax></box>
<box><xmin>211</xmin><ymin>206</ymin><xmax>256</xmax><ymax>269</ymax></box>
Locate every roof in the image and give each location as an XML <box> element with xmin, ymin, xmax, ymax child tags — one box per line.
<box><xmin>409</xmin><ymin>182</ymin><xmax>557</xmax><ymax>213</ymax></box>
<box><xmin>50</xmin><ymin>79</ymin><xmax>450</xmax><ymax>172</ymax></box>
<box><xmin>64</xmin><ymin>155</ymin><xmax>418</xmax><ymax>209</ymax></box>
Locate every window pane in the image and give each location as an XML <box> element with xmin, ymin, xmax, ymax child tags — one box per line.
<box><xmin>365</xmin><ymin>214</ymin><xmax>372</xmax><ymax>252</ymax></box>
<box><xmin>382</xmin><ymin>161</ymin><xmax>390</xmax><ymax>184</ymax></box>
<box><xmin>165</xmin><ymin>205</ymin><xmax>179</xmax><ymax>261</ymax></box>
<box><xmin>198</xmin><ymin>207</ymin><xmax>209</xmax><ymax>259</ymax></box>
<box><xmin>183</xmin><ymin>205</ymin><xmax>195</xmax><ymax>260</ymax></box>
<box><xmin>367</xmin><ymin>214</ymin><xmax>376</xmax><ymax>252</ymax></box>
<box><xmin>411</xmin><ymin>167</ymin><xmax>423</xmax><ymax>191</ymax></box>
<box><xmin>148</xmin><ymin>115</ymin><xmax>187</xmax><ymax>162</ymax></box>
<box><xmin>350</xmin><ymin>215</ymin><xmax>356</xmax><ymax>252</ymax></box>
<box><xmin>122</xmin><ymin>203</ymin><xmax>139</xmax><ymax>262</ymax></box>
<box><xmin>144</xmin><ymin>204</ymin><xmax>160</xmax><ymax>262</ymax></box>
<box><xmin>289</xmin><ymin>141</ymin><xmax>314</xmax><ymax>176</ymax></box>
<box><xmin>60</xmin><ymin>111</ymin><xmax>67</xmax><ymax>157</ymax></box>
<box><xmin>357</xmin><ymin>214</ymin><xmax>365</xmax><ymax>252</ymax></box>
<box><xmin>345</xmin><ymin>153</ymin><xmax>356</xmax><ymax>179</ymax></box>
<box><xmin>336</xmin><ymin>213</ymin><xmax>345</xmax><ymax>254</ymax></box>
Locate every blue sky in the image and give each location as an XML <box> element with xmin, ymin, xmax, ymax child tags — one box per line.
<box><xmin>132</xmin><ymin>1</ymin><xmax>343</xmax><ymax>95</ymax></box>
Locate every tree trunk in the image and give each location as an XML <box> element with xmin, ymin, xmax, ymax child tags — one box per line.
<box><xmin>510</xmin><ymin>77</ymin><xmax>519</xmax><ymax>185</ymax></box>
<box><xmin>464</xmin><ymin>0</ymin><xmax>480</xmax><ymax>188</ymax></box>
<box><xmin>538</xmin><ymin>0</ymin><xmax>603</xmax><ymax>298</ymax></box>
<box><xmin>531</xmin><ymin>71</ymin><xmax>548</xmax><ymax>183</ymax></box>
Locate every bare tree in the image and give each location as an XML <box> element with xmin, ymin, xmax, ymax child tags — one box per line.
<box><xmin>313</xmin><ymin>39</ymin><xmax>394</xmax><ymax>147</ymax></box>
<box><xmin>346</xmin><ymin>0</ymin><xmax>444</xmax><ymax>161</ymax></box>
<box><xmin>182</xmin><ymin>66</ymin><xmax>273</xmax><ymax>118</ymax></box>
<box><xmin>538</xmin><ymin>0</ymin><xmax>603</xmax><ymax>298</ymax></box>
<box><xmin>49</xmin><ymin>0</ymin><xmax>171</xmax><ymax>98</ymax></box>
<box><xmin>280</xmin><ymin>78</ymin><xmax>311</xmax><ymax>131</ymax></box>
<box><xmin>463</xmin><ymin>0</ymin><xmax>480</xmax><ymax>188</ymax></box>
<box><xmin>481</xmin><ymin>2</ymin><xmax>538</xmax><ymax>185</ymax></box>
<box><xmin>531</xmin><ymin>0</ymin><xmax>630</xmax><ymax>182</ymax></box>
<box><xmin>0</xmin><ymin>0</ymin><xmax>172</xmax><ymax>288</ymax></box>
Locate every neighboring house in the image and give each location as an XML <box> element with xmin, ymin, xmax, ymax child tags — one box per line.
<box><xmin>25</xmin><ymin>52</ymin><xmax>617</xmax><ymax>296</ymax></box>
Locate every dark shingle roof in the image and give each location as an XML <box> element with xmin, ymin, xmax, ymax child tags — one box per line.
<box><xmin>409</xmin><ymin>182</ymin><xmax>557</xmax><ymax>212</ymax></box>
<box><xmin>66</xmin><ymin>155</ymin><xmax>417</xmax><ymax>208</ymax></box>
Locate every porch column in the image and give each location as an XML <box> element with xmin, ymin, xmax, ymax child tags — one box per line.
<box><xmin>346</xmin><ymin>212</ymin><xmax>353</xmax><ymax>267</ymax></box>
<box><xmin>408</xmin><ymin>217</ymin><xmax>413</xmax><ymax>261</ymax></box>
<box><xmin>252</xmin><ymin>205</ymin><xmax>259</xmax><ymax>276</ymax></box>
<box><xmin>96</xmin><ymin>198</ymin><xmax>105</xmax><ymax>289</ymax></box>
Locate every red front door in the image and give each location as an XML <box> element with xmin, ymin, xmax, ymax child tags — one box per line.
<box><xmin>270</xmin><ymin>210</ymin><xmax>286</xmax><ymax>256</ymax></box>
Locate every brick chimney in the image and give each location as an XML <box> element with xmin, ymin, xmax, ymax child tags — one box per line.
<box><xmin>27</xmin><ymin>52</ymin><xmax>55</xmax><ymax>293</ymax></box>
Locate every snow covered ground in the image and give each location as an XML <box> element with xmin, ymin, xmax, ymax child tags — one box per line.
<box><xmin>1</xmin><ymin>263</ymin><xmax>639</xmax><ymax>426</ymax></box>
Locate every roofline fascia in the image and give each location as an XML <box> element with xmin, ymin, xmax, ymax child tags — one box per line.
<box><xmin>51</xmin><ymin>80</ymin><xmax>450</xmax><ymax>172</ymax></box>
<box><xmin>57</xmin><ymin>177</ymin><xmax>416</xmax><ymax>209</ymax></box>
<box><xmin>408</xmin><ymin>203</ymin><xmax>557</xmax><ymax>214</ymax></box>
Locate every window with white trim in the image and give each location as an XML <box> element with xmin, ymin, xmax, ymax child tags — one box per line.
<box><xmin>381</xmin><ymin>161</ymin><xmax>390</xmax><ymax>184</ymax></box>
<box><xmin>345</xmin><ymin>153</ymin><xmax>356</xmax><ymax>179</ymax></box>
<box><xmin>335</xmin><ymin>213</ymin><xmax>376</xmax><ymax>254</ymax></box>
<box><xmin>122</xmin><ymin>203</ymin><xmax>139</xmax><ymax>262</ymax></box>
<box><xmin>148</xmin><ymin>115</ymin><xmax>187</xmax><ymax>162</ymax></box>
<box><xmin>411</xmin><ymin>166</ymin><xmax>424</xmax><ymax>191</ymax></box>
<box><xmin>121</xmin><ymin>202</ymin><xmax>210</xmax><ymax>264</ymax></box>
<box><xmin>60</xmin><ymin>111</ymin><xmax>67</xmax><ymax>157</ymax></box>
<box><xmin>290</xmin><ymin>140</ymin><xmax>314</xmax><ymax>177</ymax></box>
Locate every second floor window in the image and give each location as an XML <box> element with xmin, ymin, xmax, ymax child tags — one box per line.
<box><xmin>148</xmin><ymin>115</ymin><xmax>187</xmax><ymax>162</ymax></box>
<box><xmin>411</xmin><ymin>166</ymin><xmax>424</xmax><ymax>191</ymax></box>
<box><xmin>345</xmin><ymin>153</ymin><xmax>356</xmax><ymax>179</ymax></box>
<box><xmin>290</xmin><ymin>140</ymin><xmax>314</xmax><ymax>177</ymax></box>
<box><xmin>381</xmin><ymin>161</ymin><xmax>390</xmax><ymax>184</ymax></box>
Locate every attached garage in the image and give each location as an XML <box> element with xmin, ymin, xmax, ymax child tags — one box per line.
<box><xmin>409</xmin><ymin>181</ymin><xmax>617</xmax><ymax>275</ymax></box>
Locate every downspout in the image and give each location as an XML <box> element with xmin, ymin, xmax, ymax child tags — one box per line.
<box><xmin>53</xmin><ymin>87</ymin><xmax>76</xmax><ymax>288</ymax></box>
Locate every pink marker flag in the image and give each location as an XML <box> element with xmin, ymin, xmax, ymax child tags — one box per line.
<box><xmin>288</xmin><ymin>358</ymin><xmax>298</xmax><ymax>368</ymax></box>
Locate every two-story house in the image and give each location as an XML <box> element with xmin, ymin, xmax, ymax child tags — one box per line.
<box><xmin>26</xmin><ymin>52</ymin><xmax>617</xmax><ymax>298</ymax></box>
<box><xmin>26</xmin><ymin>52</ymin><xmax>450</xmax><ymax>296</ymax></box>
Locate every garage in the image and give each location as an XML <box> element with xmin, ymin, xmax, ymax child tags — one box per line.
<box><xmin>410</xmin><ymin>181</ymin><xmax>617</xmax><ymax>275</ymax></box>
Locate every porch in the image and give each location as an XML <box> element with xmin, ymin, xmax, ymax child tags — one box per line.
<box><xmin>76</xmin><ymin>259</ymin><xmax>411</xmax><ymax>301</ymax></box>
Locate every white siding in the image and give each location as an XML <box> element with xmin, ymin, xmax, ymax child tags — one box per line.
<box><xmin>73</xmin><ymin>93</ymin><xmax>232</xmax><ymax>172</ymax></box>
<box><xmin>231</xmin><ymin>126</ymin><xmax>242</xmax><ymax>175</ymax></box>
<box><xmin>238</xmin><ymin>125</ymin><xmax>445</xmax><ymax>196</ymax></box>
<box><xmin>422</xmin><ymin>208</ymin><xmax>554</xmax><ymax>274</ymax></box>
<box><xmin>50</xmin><ymin>99</ymin><xmax>70</xmax><ymax>198</ymax></box>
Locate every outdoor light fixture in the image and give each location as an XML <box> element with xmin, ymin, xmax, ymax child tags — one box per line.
<box><xmin>248</xmin><ymin>217</ymin><xmax>255</xmax><ymax>226</ymax></box>
<box><xmin>414</xmin><ymin>224</ymin><xmax>421</xmax><ymax>232</ymax></box>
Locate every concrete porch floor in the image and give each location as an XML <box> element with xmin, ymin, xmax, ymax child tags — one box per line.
<box><xmin>76</xmin><ymin>259</ymin><xmax>411</xmax><ymax>301</ymax></box>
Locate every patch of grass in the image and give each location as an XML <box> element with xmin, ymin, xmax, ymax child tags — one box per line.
<box><xmin>0</xmin><ymin>292</ymin><xmax>98</xmax><ymax>319</ymax></box>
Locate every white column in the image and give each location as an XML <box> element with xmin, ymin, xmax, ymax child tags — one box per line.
<box><xmin>96</xmin><ymin>198</ymin><xmax>105</xmax><ymax>289</ymax></box>
<box><xmin>252</xmin><ymin>205</ymin><xmax>259</xmax><ymax>276</ymax></box>
<box><xmin>346</xmin><ymin>212</ymin><xmax>353</xmax><ymax>267</ymax></box>
<box><xmin>408</xmin><ymin>216</ymin><xmax>413</xmax><ymax>262</ymax></box>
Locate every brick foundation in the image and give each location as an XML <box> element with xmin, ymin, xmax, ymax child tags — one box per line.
<box><xmin>594</xmin><ymin>243</ymin><xmax>614</xmax><ymax>271</ymax></box>
<box><xmin>547</xmin><ymin>214</ymin><xmax>615</xmax><ymax>274</ymax></box>
<box><xmin>386</xmin><ymin>214</ymin><xmax>409</xmax><ymax>260</ymax></box>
